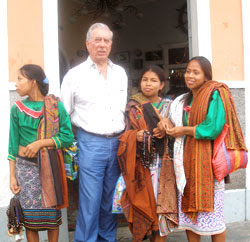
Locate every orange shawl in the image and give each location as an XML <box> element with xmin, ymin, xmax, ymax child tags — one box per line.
<box><xmin>117</xmin><ymin>93</ymin><xmax>178</xmax><ymax>241</ymax></box>
<box><xmin>182</xmin><ymin>80</ymin><xmax>247</xmax><ymax>221</ymax></box>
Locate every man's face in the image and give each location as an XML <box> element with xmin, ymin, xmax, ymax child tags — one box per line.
<box><xmin>86</xmin><ymin>28</ymin><xmax>112</xmax><ymax>63</ymax></box>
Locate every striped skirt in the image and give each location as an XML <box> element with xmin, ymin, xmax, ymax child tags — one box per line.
<box><xmin>15</xmin><ymin>157</ymin><xmax>62</xmax><ymax>230</ymax></box>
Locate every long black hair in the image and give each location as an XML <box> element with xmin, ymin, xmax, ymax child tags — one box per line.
<box><xmin>184</xmin><ymin>56</ymin><xmax>212</xmax><ymax>106</ymax></box>
<box><xmin>19</xmin><ymin>64</ymin><xmax>48</xmax><ymax>96</ymax></box>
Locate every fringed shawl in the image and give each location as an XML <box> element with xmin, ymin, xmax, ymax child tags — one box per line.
<box><xmin>37</xmin><ymin>95</ymin><xmax>68</xmax><ymax>209</ymax></box>
<box><xmin>182</xmin><ymin>80</ymin><xmax>247</xmax><ymax>221</ymax></box>
<box><xmin>117</xmin><ymin>93</ymin><xmax>178</xmax><ymax>241</ymax></box>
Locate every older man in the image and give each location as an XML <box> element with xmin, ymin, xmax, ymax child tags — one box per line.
<box><xmin>61</xmin><ymin>23</ymin><xmax>128</xmax><ymax>242</ymax></box>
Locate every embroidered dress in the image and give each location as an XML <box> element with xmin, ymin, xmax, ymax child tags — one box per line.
<box><xmin>8</xmin><ymin>97</ymin><xmax>74</xmax><ymax>230</ymax></box>
<box><xmin>178</xmin><ymin>180</ymin><xmax>225</xmax><ymax>235</ymax></box>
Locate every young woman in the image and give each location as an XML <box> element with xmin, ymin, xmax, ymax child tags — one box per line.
<box><xmin>117</xmin><ymin>65</ymin><xmax>178</xmax><ymax>242</ymax></box>
<box><xmin>158</xmin><ymin>56</ymin><xmax>247</xmax><ymax>242</ymax></box>
<box><xmin>8</xmin><ymin>64</ymin><xmax>74</xmax><ymax>242</ymax></box>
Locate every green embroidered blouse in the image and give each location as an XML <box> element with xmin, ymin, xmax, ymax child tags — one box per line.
<box><xmin>184</xmin><ymin>90</ymin><xmax>226</xmax><ymax>140</ymax></box>
<box><xmin>8</xmin><ymin>98</ymin><xmax>74</xmax><ymax>161</ymax></box>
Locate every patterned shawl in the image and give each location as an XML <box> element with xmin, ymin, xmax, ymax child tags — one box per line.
<box><xmin>182</xmin><ymin>80</ymin><xmax>247</xmax><ymax>222</ymax></box>
<box><xmin>37</xmin><ymin>95</ymin><xmax>68</xmax><ymax>209</ymax></box>
<box><xmin>117</xmin><ymin>93</ymin><xmax>178</xmax><ymax>241</ymax></box>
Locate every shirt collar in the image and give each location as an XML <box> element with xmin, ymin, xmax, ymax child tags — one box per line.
<box><xmin>86</xmin><ymin>56</ymin><xmax>114</xmax><ymax>69</ymax></box>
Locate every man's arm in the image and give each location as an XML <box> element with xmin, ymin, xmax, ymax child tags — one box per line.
<box><xmin>120</xmin><ymin>68</ymin><xmax>128</xmax><ymax>112</ymax></box>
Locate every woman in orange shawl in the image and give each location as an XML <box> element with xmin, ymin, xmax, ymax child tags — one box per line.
<box><xmin>158</xmin><ymin>56</ymin><xmax>247</xmax><ymax>242</ymax></box>
<box><xmin>117</xmin><ymin>65</ymin><xmax>178</xmax><ymax>242</ymax></box>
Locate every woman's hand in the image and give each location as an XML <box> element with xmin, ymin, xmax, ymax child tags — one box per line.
<box><xmin>23</xmin><ymin>140</ymin><xmax>42</xmax><ymax>158</ymax></box>
<box><xmin>157</xmin><ymin>118</ymin><xmax>174</xmax><ymax>131</ymax></box>
<box><xmin>166</xmin><ymin>126</ymin><xmax>195</xmax><ymax>138</ymax></box>
<box><xmin>153</xmin><ymin>127</ymin><xmax>166</xmax><ymax>139</ymax></box>
<box><xmin>10</xmin><ymin>175</ymin><xmax>21</xmax><ymax>194</ymax></box>
<box><xmin>137</xmin><ymin>130</ymin><xmax>145</xmax><ymax>142</ymax></box>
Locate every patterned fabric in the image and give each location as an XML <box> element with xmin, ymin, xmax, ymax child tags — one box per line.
<box><xmin>169</xmin><ymin>94</ymin><xmax>187</xmax><ymax>195</ymax></box>
<box><xmin>168</xmin><ymin>81</ymin><xmax>245</xmax><ymax>232</ymax></box>
<box><xmin>217</xmin><ymin>85</ymin><xmax>247</xmax><ymax>151</ymax></box>
<box><xmin>22</xmin><ymin>209</ymin><xmax>62</xmax><ymax>231</ymax></box>
<box><xmin>156</xmin><ymin>152</ymin><xmax>179</xmax><ymax>236</ymax></box>
<box><xmin>15</xmin><ymin>158</ymin><xmax>42</xmax><ymax>209</ymax></box>
<box><xmin>112</xmin><ymin>175</ymin><xmax>126</xmax><ymax>213</ymax></box>
<box><xmin>15</xmin><ymin>157</ymin><xmax>62</xmax><ymax>230</ymax></box>
<box><xmin>180</xmin><ymin>80</ymin><xmax>247</xmax><ymax>222</ymax></box>
<box><xmin>118</xmin><ymin>130</ymin><xmax>159</xmax><ymax>241</ymax></box>
<box><xmin>37</xmin><ymin>95</ymin><xmax>68</xmax><ymax>209</ymax></box>
<box><xmin>178</xmin><ymin>179</ymin><xmax>225</xmax><ymax>235</ymax></box>
<box><xmin>183</xmin><ymin>87</ymin><xmax>215</xmax><ymax>221</ymax></box>
<box><xmin>117</xmin><ymin>94</ymin><xmax>177</xmax><ymax>240</ymax></box>
<box><xmin>15</xmin><ymin>100</ymin><xmax>44</xmax><ymax>118</ymax></box>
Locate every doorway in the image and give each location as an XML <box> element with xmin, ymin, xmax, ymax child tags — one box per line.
<box><xmin>58</xmin><ymin>0</ymin><xmax>190</xmax><ymax>230</ymax></box>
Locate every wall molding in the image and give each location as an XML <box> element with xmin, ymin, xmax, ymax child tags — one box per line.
<box><xmin>218</xmin><ymin>80</ymin><xmax>247</xmax><ymax>89</ymax></box>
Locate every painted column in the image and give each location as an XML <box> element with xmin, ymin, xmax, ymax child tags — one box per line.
<box><xmin>42</xmin><ymin>1</ymin><xmax>69</xmax><ymax>241</ymax></box>
<box><xmin>43</xmin><ymin>0</ymin><xmax>61</xmax><ymax>96</ymax></box>
<box><xmin>0</xmin><ymin>0</ymin><xmax>14</xmax><ymax>240</ymax></box>
<box><xmin>188</xmin><ymin>0</ymin><xmax>212</xmax><ymax>61</ymax></box>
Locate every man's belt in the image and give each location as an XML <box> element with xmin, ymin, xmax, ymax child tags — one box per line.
<box><xmin>81</xmin><ymin>128</ymin><xmax>124</xmax><ymax>138</ymax></box>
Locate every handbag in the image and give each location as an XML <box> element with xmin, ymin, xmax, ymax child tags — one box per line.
<box><xmin>6</xmin><ymin>197</ymin><xmax>24</xmax><ymax>238</ymax></box>
<box><xmin>212</xmin><ymin>124</ymin><xmax>248</xmax><ymax>182</ymax></box>
<box><xmin>62</xmin><ymin>140</ymin><xmax>79</xmax><ymax>181</ymax></box>
<box><xmin>112</xmin><ymin>175</ymin><xmax>126</xmax><ymax>214</ymax></box>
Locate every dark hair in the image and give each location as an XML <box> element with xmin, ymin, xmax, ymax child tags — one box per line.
<box><xmin>19</xmin><ymin>64</ymin><xmax>48</xmax><ymax>96</ymax></box>
<box><xmin>188</xmin><ymin>56</ymin><xmax>212</xmax><ymax>80</ymax></box>
<box><xmin>140</xmin><ymin>65</ymin><xmax>166</xmax><ymax>84</ymax></box>
<box><xmin>184</xmin><ymin>56</ymin><xmax>212</xmax><ymax>106</ymax></box>
<box><xmin>139</xmin><ymin>65</ymin><xmax>165</xmax><ymax>96</ymax></box>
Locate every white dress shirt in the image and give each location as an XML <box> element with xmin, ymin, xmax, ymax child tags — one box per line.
<box><xmin>61</xmin><ymin>57</ymin><xmax>128</xmax><ymax>135</ymax></box>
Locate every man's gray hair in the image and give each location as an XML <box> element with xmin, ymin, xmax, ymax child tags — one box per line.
<box><xmin>86</xmin><ymin>23</ymin><xmax>113</xmax><ymax>41</ymax></box>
